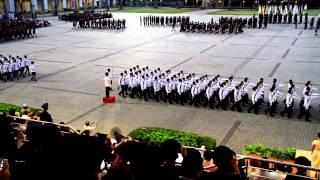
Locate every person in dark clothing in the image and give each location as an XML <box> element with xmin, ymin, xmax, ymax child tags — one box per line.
<box><xmin>39</xmin><ymin>103</ymin><xmax>52</xmax><ymax>122</ymax></box>
<box><xmin>211</xmin><ymin>146</ymin><xmax>242</xmax><ymax>180</ymax></box>
<box><xmin>159</xmin><ymin>139</ymin><xmax>182</xmax><ymax>180</ymax></box>
<box><xmin>285</xmin><ymin>156</ymin><xmax>311</xmax><ymax>180</ymax></box>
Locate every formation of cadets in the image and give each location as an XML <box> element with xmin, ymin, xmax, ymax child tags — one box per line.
<box><xmin>74</xmin><ymin>18</ymin><xmax>126</xmax><ymax>29</ymax></box>
<box><xmin>59</xmin><ymin>12</ymin><xmax>112</xmax><ymax>21</ymax></box>
<box><xmin>113</xmin><ymin>65</ymin><xmax>319</xmax><ymax>122</ymax></box>
<box><xmin>180</xmin><ymin>17</ymin><xmax>244</xmax><ymax>34</ymax></box>
<box><xmin>0</xmin><ymin>19</ymin><xmax>36</xmax><ymax>42</ymax></box>
<box><xmin>140</xmin><ymin>15</ymin><xmax>189</xmax><ymax>27</ymax></box>
<box><xmin>257</xmin><ymin>2</ymin><xmax>320</xmax><ymax>34</ymax></box>
<box><xmin>0</xmin><ymin>55</ymin><xmax>34</xmax><ymax>82</ymax></box>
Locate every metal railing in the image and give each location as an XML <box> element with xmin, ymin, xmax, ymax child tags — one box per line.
<box><xmin>238</xmin><ymin>155</ymin><xmax>320</xmax><ymax>180</ymax></box>
<box><xmin>6</xmin><ymin>115</ymin><xmax>80</xmax><ymax>135</ymax></box>
<box><xmin>182</xmin><ymin>146</ymin><xmax>320</xmax><ymax>179</ymax></box>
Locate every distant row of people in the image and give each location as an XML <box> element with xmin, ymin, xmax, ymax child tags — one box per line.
<box><xmin>180</xmin><ymin>17</ymin><xmax>244</xmax><ymax>34</ymax></box>
<box><xmin>59</xmin><ymin>12</ymin><xmax>113</xmax><ymax>22</ymax></box>
<box><xmin>74</xmin><ymin>18</ymin><xmax>126</xmax><ymax>29</ymax></box>
<box><xmin>0</xmin><ymin>19</ymin><xmax>36</xmax><ymax>43</ymax></box>
<box><xmin>140</xmin><ymin>15</ymin><xmax>190</xmax><ymax>26</ymax></box>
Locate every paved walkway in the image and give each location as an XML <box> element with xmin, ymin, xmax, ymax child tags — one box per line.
<box><xmin>1</xmin><ymin>13</ymin><xmax>320</xmax><ymax>153</ymax></box>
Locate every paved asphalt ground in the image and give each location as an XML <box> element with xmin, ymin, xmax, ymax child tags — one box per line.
<box><xmin>1</xmin><ymin>12</ymin><xmax>320</xmax><ymax>152</ymax></box>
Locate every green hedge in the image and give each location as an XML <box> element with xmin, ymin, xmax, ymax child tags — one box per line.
<box><xmin>128</xmin><ymin>127</ymin><xmax>216</xmax><ymax>150</ymax></box>
<box><xmin>242</xmin><ymin>144</ymin><xmax>296</xmax><ymax>160</ymax></box>
<box><xmin>0</xmin><ymin>103</ymin><xmax>22</xmax><ymax>113</ymax></box>
<box><xmin>0</xmin><ymin>102</ymin><xmax>42</xmax><ymax>115</ymax></box>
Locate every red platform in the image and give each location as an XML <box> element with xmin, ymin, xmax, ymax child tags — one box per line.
<box><xmin>103</xmin><ymin>96</ymin><xmax>116</xmax><ymax>103</ymax></box>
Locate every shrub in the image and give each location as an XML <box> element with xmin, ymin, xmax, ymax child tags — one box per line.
<box><xmin>0</xmin><ymin>102</ymin><xmax>42</xmax><ymax>116</ymax></box>
<box><xmin>242</xmin><ymin>144</ymin><xmax>296</xmax><ymax>160</ymax></box>
<box><xmin>128</xmin><ymin>127</ymin><xmax>216</xmax><ymax>149</ymax></box>
<box><xmin>198</xmin><ymin>136</ymin><xmax>216</xmax><ymax>150</ymax></box>
<box><xmin>0</xmin><ymin>103</ymin><xmax>22</xmax><ymax>113</ymax></box>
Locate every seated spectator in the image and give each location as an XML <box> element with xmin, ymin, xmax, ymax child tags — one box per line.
<box><xmin>249</xmin><ymin>157</ymin><xmax>270</xmax><ymax>180</ymax></box>
<box><xmin>268</xmin><ymin>163</ymin><xmax>287</xmax><ymax>180</ymax></box>
<box><xmin>20</xmin><ymin>104</ymin><xmax>30</xmax><ymax>116</ymax></box>
<box><xmin>39</xmin><ymin>103</ymin><xmax>52</xmax><ymax>122</ymax></box>
<box><xmin>285</xmin><ymin>156</ymin><xmax>311</xmax><ymax>180</ymax></box>
<box><xmin>211</xmin><ymin>146</ymin><xmax>242</xmax><ymax>180</ymax></box>
<box><xmin>159</xmin><ymin>139</ymin><xmax>182</xmax><ymax>180</ymax></box>
<box><xmin>110</xmin><ymin>127</ymin><xmax>122</xmax><ymax>144</ymax></box>
<box><xmin>202</xmin><ymin>150</ymin><xmax>215</xmax><ymax>172</ymax></box>
<box><xmin>179</xmin><ymin>148</ymin><xmax>211</xmax><ymax>180</ymax></box>
<box><xmin>16</xmin><ymin>130</ymin><xmax>25</xmax><ymax>149</ymax></box>
<box><xmin>83</xmin><ymin>121</ymin><xmax>97</xmax><ymax>136</ymax></box>
<box><xmin>0</xmin><ymin>159</ymin><xmax>10</xmax><ymax>180</ymax></box>
<box><xmin>21</xmin><ymin>111</ymin><xmax>30</xmax><ymax>119</ymax></box>
<box><xmin>58</xmin><ymin>122</ymin><xmax>70</xmax><ymax>134</ymax></box>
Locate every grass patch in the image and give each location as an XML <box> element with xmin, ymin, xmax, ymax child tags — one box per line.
<box><xmin>128</xmin><ymin>127</ymin><xmax>216</xmax><ymax>150</ymax></box>
<box><xmin>108</xmin><ymin>7</ymin><xmax>199</xmax><ymax>14</ymax></box>
<box><xmin>210</xmin><ymin>9</ymin><xmax>320</xmax><ymax>16</ymax></box>
<box><xmin>308</xmin><ymin>9</ymin><xmax>320</xmax><ymax>16</ymax></box>
<box><xmin>210</xmin><ymin>9</ymin><xmax>257</xmax><ymax>15</ymax></box>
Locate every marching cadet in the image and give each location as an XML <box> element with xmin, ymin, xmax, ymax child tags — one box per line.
<box><xmin>30</xmin><ymin>61</ymin><xmax>37</xmax><ymax>81</ymax></box>
<box><xmin>13</xmin><ymin>58</ymin><xmax>20</xmax><ymax>79</ymax></box>
<box><xmin>24</xmin><ymin>55</ymin><xmax>31</xmax><ymax>76</ymax></box>
<box><xmin>315</xmin><ymin>17</ymin><xmax>320</xmax><ymax>36</ymax></box>
<box><xmin>118</xmin><ymin>73</ymin><xmax>126</xmax><ymax>97</ymax></box>
<box><xmin>265</xmin><ymin>86</ymin><xmax>276</xmax><ymax>117</ymax></box>
<box><xmin>294</xmin><ymin>8</ymin><xmax>298</xmax><ymax>29</ymax></box>
<box><xmin>124</xmin><ymin>71</ymin><xmax>130</xmax><ymax>95</ymax></box>
<box><xmin>7</xmin><ymin>59</ymin><xmax>13</xmax><ymax>81</ymax></box>
<box><xmin>218</xmin><ymin>83</ymin><xmax>227</xmax><ymax>110</ymax></box>
<box><xmin>278</xmin><ymin>4</ymin><xmax>283</xmax><ymax>23</ymax></box>
<box><xmin>177</xmin><ymin>79</ymin><xmax>185</xmax><ymax>105</ymax></box>
<box><xmin>288</xmin><ymin>4</ymin><xmax>293</xmax><ymax>24</ymax></box>
<box><xmin>273</xmin><ymin>5</ymin><xmax>278</xmax><ymax>24</ymax></box>
<box><xmin>231</xmin><ymin>85</ymin><xmax>242</xmax><ymax>112</ymax></box>
<box><xmin>281</xmin><ymin>87</ymin><xmax>299</xmax><ymax>118</ymax></box>
<box><xmin>268</xmin><ymin>5</ymin><xmax>273</xmax><ymax>23</ymax></box>
<box><xmin>310</xmin><ymin>17</ymin><xmax>314</xmax><ymax>29</ymax></box>
<box><xmin>146</xmin><ymin>74</ymin><xmax>153</xmax><ymax>98</ymax></box>
<box><xmin>298</xmin><ymin>90</ymin><xmax>311</xmax><ymax>121</ymax></box>
<box><xmin>258</xmin><ymin>12</ymin><xmax>263</xmax><ymax>29</ymax></box>
<box><xmin>248</xmin><ymin>86</ymin><xmax>260</xmax><ymax>114</ymax></box>
<box><xmin>19</xmin><ymin>57</ymin><xmax>25</xmax><ymax>77</ymax></box>
<box><xmin>140</xmin><ymin>75</ymin><xmax>148</xmax><ymax>101</ymax></box>
<box><xmin>253</xmin><ymin>15</ymin><xmax>258</xmax><ymax>28</ymax></box>
<box><xmin>153</xmin><ymin>76</ymin><xmax>161</xmax><ymax>102</ymax></box>
<box><xmin>129</xmin><ymin>73</ymin><xmax>137</xmax><ymax>98</ymax></box>
<box><xmin>304</xmin><ymin>12</ymin><xmax>308</xmax><ymax>30</ymax></box>
<box><xmin>164</xmin><ymin>79</ymin><xmax>173</xmax><ymax>104</ymax></box>
<box><xmin>203</xmin><ymin>81</ymin><xmax>213</xmax><ymax>108</ymax></box>
<box><xmin>2</xmin><ymin>60</ymin><xmax>8</xmax><ymax>82</ymax></box>
<box><xmin>189</xmin><ymin>81</ymin><xmax>199</xmax><ymax>107</ymax></box>
<box><xmin>283</xmin><ymin>4</ymin><xmax>288</xmax><ymax>24</ymax></box>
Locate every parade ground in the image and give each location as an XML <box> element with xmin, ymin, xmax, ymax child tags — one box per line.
<box><xmin>1</xmin><ymin>12</ymin><xmax>320</xmax><ymax>152</ymax></box>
